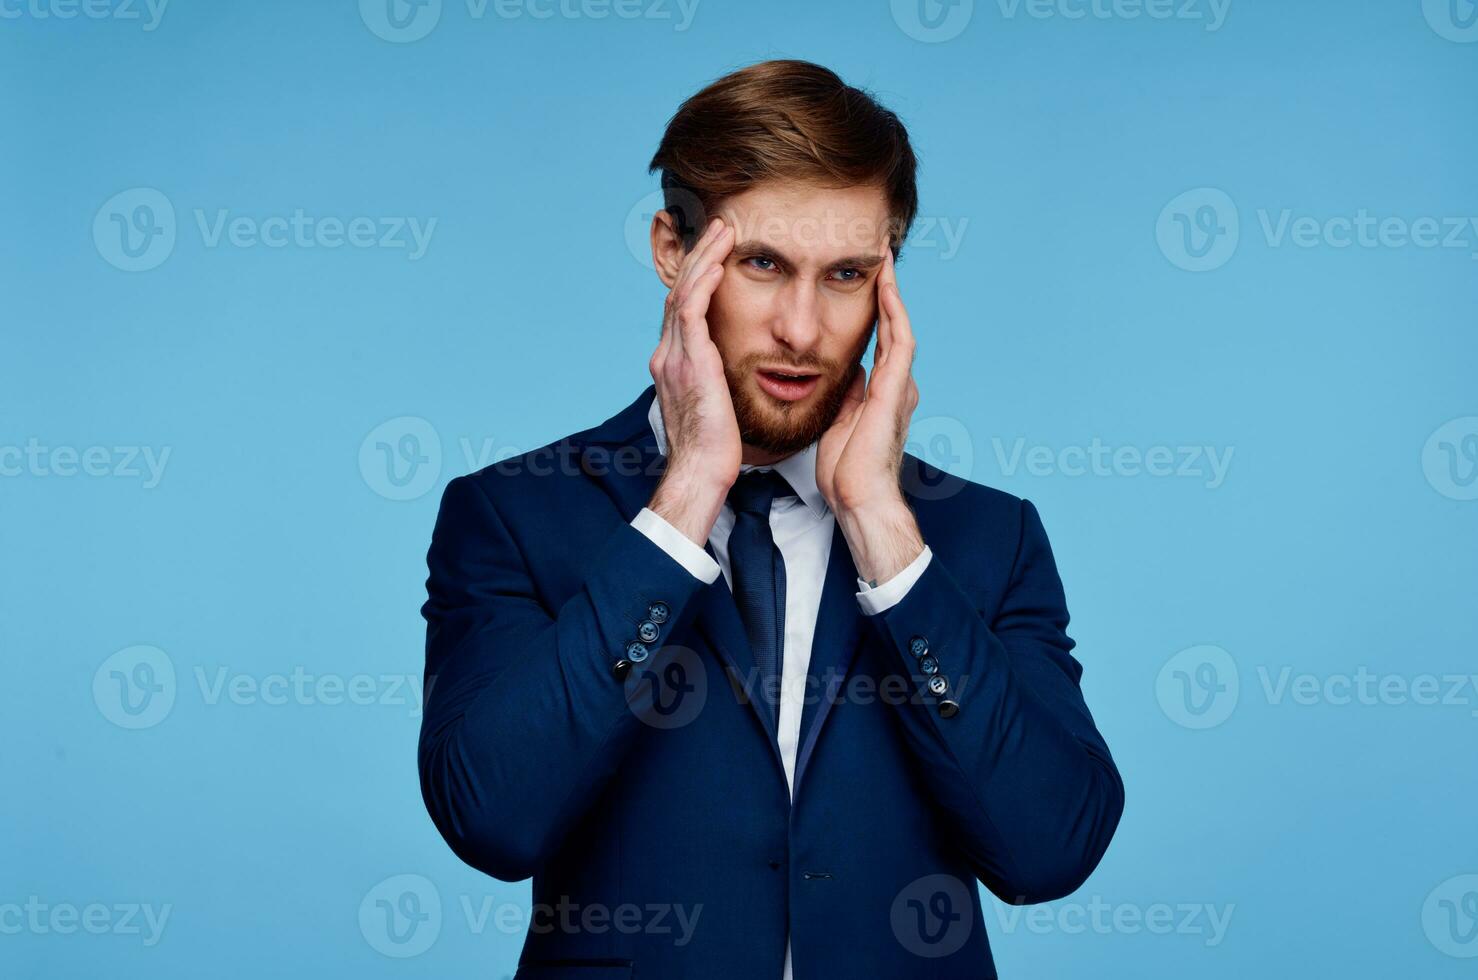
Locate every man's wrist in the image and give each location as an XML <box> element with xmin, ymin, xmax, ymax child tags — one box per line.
<box><xmin>649</xmin><ymin>468</ymin><xmax>730</xmax><ymax>548</ymax></box>
<box><xmin>834</xmin><ymin>497</ymin><xmax>924</xmax><ymax>585</ymax></box>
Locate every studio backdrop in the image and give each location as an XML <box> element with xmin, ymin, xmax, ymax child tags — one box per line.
<box><xmin>5</xmin><ymin>1</ymin><xmax>1476</xmax><ymax>977</ymax></box>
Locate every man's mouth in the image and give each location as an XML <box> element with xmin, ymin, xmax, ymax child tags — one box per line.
<box><xmin>756</xmin><ymin>366</ymin><xmax>821</xmax><ymax>402</ymax></box>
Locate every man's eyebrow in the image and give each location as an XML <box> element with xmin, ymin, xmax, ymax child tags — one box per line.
<box><xmin>731</xmin><ymin>239</ymin><xmax>887</xmax><ymax>272</ymax></box>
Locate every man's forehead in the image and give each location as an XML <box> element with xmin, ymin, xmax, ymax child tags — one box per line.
<box><xmin>717</xmin><ymin>182</ymin><xmax>893</xmax><ymax>257</ymax></box>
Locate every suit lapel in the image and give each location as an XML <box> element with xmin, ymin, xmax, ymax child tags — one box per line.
<box><xmin>692</xmin><ymin>557</ymin><xmax>783</xmax><ymax>761</ymax></box>
<box><xmin>792</xmin><ymin>524</ymin><xmax>864</xmax><ymax>796</ymax></box>
<box><xmin>575</xmin><ymin>386</ymin><xmax>786</xmax><ymax>780</ymax></box>
<box><xmin>573</xmin><ymin>386</ymin><xmax>665</xmax><ymax>521</ymax></box>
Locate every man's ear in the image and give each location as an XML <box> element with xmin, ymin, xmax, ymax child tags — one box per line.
<box><xmin>650</xmin><ymin>209</ymin><xmax>688</xmax><ymax>289</ymax></box>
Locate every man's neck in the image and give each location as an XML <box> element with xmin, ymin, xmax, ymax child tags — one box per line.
<box><xmin>741</xmin><ymin>445</ymin><xmax>800</xmax><ymax>467</ymax></box>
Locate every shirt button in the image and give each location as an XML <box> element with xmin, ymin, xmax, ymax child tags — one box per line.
<box><xmin>908</xmin><ymin>635</ymin><xmax>929</xmax><ymax>658</ymax></box>
<box><xmin>647</xmin><ymin>601</ymin><xmax>670</xmax><ymax>624</ymax></box>
<box><xmin>625</xmin><ymin>640</ymin><xmax>650</xmax><ymax>663</ymax></box>
<box><xmin>637</xmin><ymin>620</ymin><xmax>659</xmax><ymax>643</ymax></box>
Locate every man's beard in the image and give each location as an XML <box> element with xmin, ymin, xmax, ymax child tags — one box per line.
<box><xmin>722</xmin><ymin>325</ymin><xmax>875</xmax><ymax>457</ymax></box>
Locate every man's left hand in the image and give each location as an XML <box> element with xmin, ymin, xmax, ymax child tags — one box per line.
<box><xmin>815</xmin><ymin>248</ymin><xmax>926</xmax><ymax>585</ymax></box>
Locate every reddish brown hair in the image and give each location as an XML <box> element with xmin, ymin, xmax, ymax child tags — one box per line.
<box><xmin>648</xmin><ymin>60</ymin><xmax>919</xmax><ymax>256</ymax></box>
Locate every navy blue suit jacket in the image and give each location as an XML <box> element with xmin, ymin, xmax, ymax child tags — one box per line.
<box><xmin>419</xmin><ymin>386</ymin><xmax>1124</xmax><ymax>979</ymax></box>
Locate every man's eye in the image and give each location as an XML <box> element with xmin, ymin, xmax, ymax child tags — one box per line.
<box><xmin>832</xmin><ymin>268</ymin><xmax>863</xmax><ymax>283</ymax></box>
<box><xmin>745</xmin><ymin>257</ymin><xmax>777</xmax><ymax>272</ymax></box>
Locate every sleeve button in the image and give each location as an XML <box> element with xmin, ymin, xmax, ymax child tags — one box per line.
<box><xmin>612</xmin><ymin>659</ymin><xmax>633</xmax><ymax>680</ymax></box>
<box><xmin>647</xmin><ymin>601</ymin><xmax>670</xmax><ymax>624</ymax></box>
<box><xmin>918</xmin><ymin>656</ymin><xmax>939</xmax><ymax>676</ymax></box>
<box><xmin>625</xmin><ymin>640</ymin><xmax>650</xmax><ymax>663</ymax></box>
<box><xmin>928</xmin><ymin>675</ymin><xmax>949</xmax><ymax>696</ymax></box>
<box><xmin>938</xmin><ymin>698</ymin><xmax>960</xmax><ymax>718</ymax></box>
<box><xmin>637</xmin><ymin>620</ymin><xmax>660</xmax><ymax>643</ymax></box>
<box><xmin>908</xmin><ymin>635</ymin><xmax>929</xmax><ymax>658</ymax></box>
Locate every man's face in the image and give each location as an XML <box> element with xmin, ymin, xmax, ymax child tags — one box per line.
<box><xmin>658</xmin><ymin>181</ymin><xmax>894</xmax><ymax>461</ymax></box>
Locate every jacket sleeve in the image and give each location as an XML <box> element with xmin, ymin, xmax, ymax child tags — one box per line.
<box><xmin>862</xmin><ymin>497</ymin><xmax>1124</xmax><ymax>905</ymax></box>
<box><xmin>418</xmin><ymin>473</ymin><xmax>709</xmax><ymax>882</ymax></box>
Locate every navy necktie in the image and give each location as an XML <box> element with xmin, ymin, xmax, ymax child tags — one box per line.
<box><xmin>727</xmin><ymin>469</ymin><xmax>796</xmax><ymax>727</ymax></box>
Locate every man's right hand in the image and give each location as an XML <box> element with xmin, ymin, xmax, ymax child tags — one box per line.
<box><xmin>647</xmin><ymin>216</ymin><xmax>739</xmax><ymax>548</ymax></box>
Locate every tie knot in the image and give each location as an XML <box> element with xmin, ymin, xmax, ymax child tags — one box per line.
<box><xmin>728</xmin><ymin>469</ymin><xmax>796</xmax><ymax>517</ymax></box>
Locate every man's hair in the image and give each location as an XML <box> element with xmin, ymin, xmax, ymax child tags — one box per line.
<box><xmin>648</xmin><ymin>59</ymin><xmax>919</xmax><ymax>256</ymax></box>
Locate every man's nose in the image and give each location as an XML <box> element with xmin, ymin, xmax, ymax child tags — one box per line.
<box><xmin>772</xmin><ymin>280</ymin><xmax>821</xmax><ymax>352</ymax></box>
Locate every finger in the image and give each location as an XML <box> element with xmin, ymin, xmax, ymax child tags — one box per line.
<box><xmin>674</xmin><ymin>217</ymin><xmax>733</xmax><ymax>298</ymax></box>
<box><xmin>841</xmin><ymin>363</ymin><xmax>866</xmax><ymax>412</ymax></box>
<box><xmin>655</xmin><ymin>221</ymin><xmax>730</xmax><ymax>391</ymax></box>
<box><xmin>882</xmin><ymin>250</ymin><xmax>914</xmax><ymax>357</ymax></box>
<box><xmin>661</xmin><ymin>286</ymin><xmax>687</xmax><ymax>368</ymax></box>
<box><xmin>873</xmin><ymin>250</ymin><xmax>894</xmax><ymax>368</ymax></box>
<box><xmin>865</xmin><ymin>270</ymin><xmax>894</xmax><ymax>393</ymax></box>
<box><xmin>664</xmin><ymin>218</ymin><xmax>721</xmax><ymax>320</ymax></box>
<box><xmin>674</xmin><ymin>263</ymin><xmax>724</xmax><ymax>352</ymax></box>
<box><xmin>879</xmin><ymin>251</ymin><xmax>912</xmax><ymax>360</ymax></box>
<box><xmin>825</xmin><ymin>366</ymin><xmax>866</xmax><ymax>445</ymax></box>
<box><xmin>879</xmin><ymin>243</ymin><xmax>898</xmax><ymax>291</ymax></box>
<box><xmin>662</xmin><ymin>220</ymin><xmax>724</xmax><ymax>356</ymax></box>
<box><xmin>667</xmin><ymin>244</ymin><xmax>730</xmax><ymax>361</ymax></box>
<box><xmin>872</xmin><ymin>257</ymin><xmax>915</xmax><ymax>400</ymax></box>
<box><xmin>655</xmin><ymin>285</ymin><xmax>681</xmax><ymax>369</ymax></box>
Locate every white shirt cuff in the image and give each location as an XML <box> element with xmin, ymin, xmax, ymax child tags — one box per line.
<box><xmin>855</xmin><ymin>545</ymin><xmax>932</xmax><ymax>615</ymax></box>
<box><xmin>632</xmin><ymin>507</ymin><xmax>721</xmax><ymax>584</ymax></box>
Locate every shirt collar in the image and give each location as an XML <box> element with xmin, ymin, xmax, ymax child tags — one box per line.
<box><xmin>647</xmin><ymin>395</ymin><xmax>829</xmax><ymax>519</ymax></box>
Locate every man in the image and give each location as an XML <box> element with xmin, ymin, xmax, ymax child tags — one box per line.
<box><xmin>420</xmin><ymin>59</ymin><xmax>1123</xmax><ymax>980</ymax></box>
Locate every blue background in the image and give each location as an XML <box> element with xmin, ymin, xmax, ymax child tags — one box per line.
<box><xmin>5</xmin><ymin>0</ymin><xmax>1476</xmax><ymax>976</ymax></box>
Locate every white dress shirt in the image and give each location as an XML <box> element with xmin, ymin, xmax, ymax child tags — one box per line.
<box><xmin>629</xmin><ymin>397</ymin><xmax>932</xmax><ymax>980</ymax></box>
